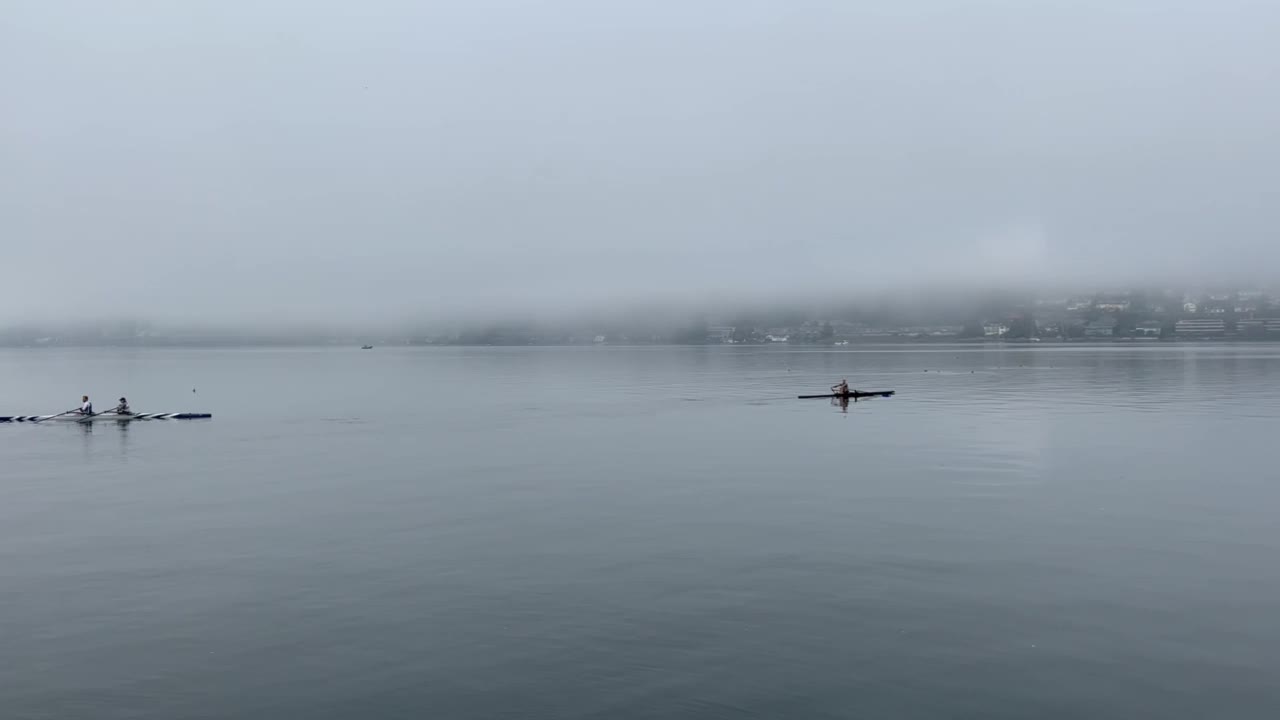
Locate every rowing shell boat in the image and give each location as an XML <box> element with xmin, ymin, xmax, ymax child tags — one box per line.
<box><xmin>0</xmin><ymin>413</ymin><xmax>212</xmax><ymax>423</ymax></box>
<box><xmin>798</xmin><ymin>390</ymin><xmax>895</xmax><ymax>399</ymax></box>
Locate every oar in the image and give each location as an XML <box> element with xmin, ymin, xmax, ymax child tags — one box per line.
<box><xmin>32</xmin><ymin>408</ymin><xmax>80</xmax><ymax>423</ymax></box>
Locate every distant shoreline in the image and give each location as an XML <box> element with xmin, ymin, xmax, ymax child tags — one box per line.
<box><xmin>4</xmin><ymin>337</ymin><xmax>1280</xmax><ymax>350</ymax></box>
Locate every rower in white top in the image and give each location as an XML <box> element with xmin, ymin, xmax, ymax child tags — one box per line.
<box><xmin>114</xmin><ymin>397</ymin><xmax>132</xmax><ymax>416</ymax></box>
<box><xmin>79</xmin><ymin>395</ymin><xmax>93</xmax><ymax>416</ymax></box>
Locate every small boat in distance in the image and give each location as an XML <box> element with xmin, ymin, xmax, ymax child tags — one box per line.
<box><xmin>361</xmin><ymin>345</ymin><xmax>373</xmax><ymax>350</ymax></box>
<box><xmin>798</xmin><ymin>390</ymin><xmax>895</xmax><ymax>399</ymax></box>
<box><xmin>1</xmin><ymin>412</ymin><xmax>212</xmax><ymax>423</ymax></box>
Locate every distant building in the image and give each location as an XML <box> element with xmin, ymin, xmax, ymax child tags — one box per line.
<box><xmin>983</xmin><ymin>323</ymin><xmax>1008</xmax><ymax>337</ymax></box>
<box><xmin>1183</xmin><ymin>302</ymin><xmax>1198</xmax><ymax>314</ymax></box>
<box><xmin>1095</xmin><ymin>300</ymin><xmax>1131</xmax><ymax>312</ymax></box>
<box><xmin>1085</xmin><ymin>317</ymin><xmax>1118</xmax><ymax>337</ymax></box>
<box><xmin>765</xmin><ymin>333</ymin><xmax>789</xmax><ymax>343</ymax></box>
<box><xmin>1175</xmin><ymin>319</ymin><xmax>1226</xmax><ymax>336</ymax></box>
<box><xmin>1135</xmin><ymin>321</ymin><xmax>1163</xmax><ymax>338</ymax></box>
<box><xmin>1237</xmin><ymin>319</ymin><xmax>1280</xmax><ymax>335</ymax></box>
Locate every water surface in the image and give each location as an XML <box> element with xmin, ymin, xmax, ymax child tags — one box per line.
<box><xmin>2</xmin><ymin>345</ymin><xmax>1278</xmax><ymax>718</ymax></box>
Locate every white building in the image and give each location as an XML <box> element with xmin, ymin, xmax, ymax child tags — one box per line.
<box><xmin>1096</xmin><ymin>300</ymin><xmax>1131</xmax><ymax>312</ymax></box>
<box><xmin>1175</xmin><ymin>319</ymin><xmax>1226</xmax><ymax>336</ymax></box>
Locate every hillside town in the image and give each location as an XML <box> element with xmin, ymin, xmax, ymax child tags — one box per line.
<box><xmin>4</xmin><ymin>288</ymin><xmax>1280</xmax><ymax>347</ymax></box>
<box><xmin>698</xmin><ymin>289</ymin><xmax>1280</xmax><ymax>345</ymax></box>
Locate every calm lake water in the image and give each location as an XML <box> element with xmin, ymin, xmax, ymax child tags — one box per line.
<box><xmin>2</xmin><ymin>345</ymin><xmax>1279</xmax><ymax>719</ymax></box>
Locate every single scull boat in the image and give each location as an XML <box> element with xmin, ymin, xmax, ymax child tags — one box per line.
<box><xmin>798</xmin><ymin>390</ymin><xmax>895</xmax><ymax>399</ymax></box>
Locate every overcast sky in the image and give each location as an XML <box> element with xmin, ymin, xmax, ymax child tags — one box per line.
<box><xmin>4</xmin><ymin>0</ymin><xmax>1278</xmax><ymax>325</ymax></box>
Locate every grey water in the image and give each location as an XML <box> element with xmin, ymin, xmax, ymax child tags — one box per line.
<box><xmin>2</xmin><ymin>345</ymin><xmax>1279</xmax><ymax>719</ymax></box>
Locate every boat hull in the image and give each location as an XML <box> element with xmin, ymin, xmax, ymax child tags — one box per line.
<box><xmin>0</xmin><ymin>413</ymin><xmax>212</xmax><ymax>423</ymax></box>
<box><xmin>797</xmin><ymin>391</ymin><xmax>895</xmax><ymax>399</ymax></box>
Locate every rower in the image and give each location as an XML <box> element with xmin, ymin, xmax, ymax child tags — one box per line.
<box><xmin>79</xmin><ymin>395</ymin><xmax>93</xmax><ymax>415</ymax></box>
<box><xmin>115</xmin><ymin>397</ymin><xmax>131</xmax><ymax>415</ymax></box>
<box><xmin>830</xmin><ymin>379</ymin><xmax>850</xmax><ymax>395</ymax></box>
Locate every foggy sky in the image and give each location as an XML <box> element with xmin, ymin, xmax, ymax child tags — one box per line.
<box><xmin>4</xmin><ymin>1</ymin><xmax>1279</xmax><ymax>326</ymax></box>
